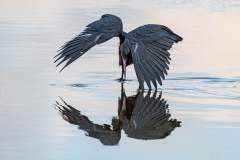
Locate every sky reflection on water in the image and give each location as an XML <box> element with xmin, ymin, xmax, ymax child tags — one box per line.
<box><xmin>0</xmin><ymin>0</ymin><xmax>240</xmax><ymax>160</ymax></box>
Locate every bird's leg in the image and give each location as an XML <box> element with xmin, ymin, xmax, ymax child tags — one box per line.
<box><xmin>137</xmin><ymin>85</ymin><xmax>144</xmax><ymax>92</ymax></box>
<box><xmin>119</xmin><ymin>53</ymin><xmax>127</xmax><ymax>82</ymax></box>
<box><xmin>120</xmin><ymin>63</ymin><xmax>127</xmax><ymax>82</ymax></box>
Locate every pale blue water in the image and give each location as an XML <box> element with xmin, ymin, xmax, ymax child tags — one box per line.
<box><xmin>0</xmin><ymin>0</ymin><xmax>240</xmax><ymax>160</ymax></box>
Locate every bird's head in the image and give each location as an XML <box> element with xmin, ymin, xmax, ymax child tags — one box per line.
<box><xmin>100</xmin><ymin>14</ymin><xmax>123</xmax><ymax>34</ymax></box>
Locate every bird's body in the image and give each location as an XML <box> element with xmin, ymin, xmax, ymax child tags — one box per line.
<box><xmin>55</xmin><ymin>14</ymin><xmax>182</xmax><ymax>90</ymax></box>
<box><xmin>118</xmin><ymin>32</ymin><xmax>133</xmax><ymax>79</ymax></box>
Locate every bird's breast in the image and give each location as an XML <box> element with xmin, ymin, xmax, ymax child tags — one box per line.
<box><xmin>118</xmin><ymin>49</ymin><xmax>133</xmax><ymax>67</ymax></box>
<box><xmin>119</xmin><ymin>41</ymin><xmax>133</xmax><ymax>66</ymax></box>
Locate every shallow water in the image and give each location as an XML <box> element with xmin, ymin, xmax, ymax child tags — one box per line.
<box><xmin>0</xmin><ymin>0</ymin><xmax>240</xmax><ymax>160</ymax></box>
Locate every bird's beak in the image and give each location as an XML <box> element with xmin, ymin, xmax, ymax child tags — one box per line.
<box><xmin>121</xmin><ymin>55</ymin><xmax>127</xmax><ymax>78</ymax></box>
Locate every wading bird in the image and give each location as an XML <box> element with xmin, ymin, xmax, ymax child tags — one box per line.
<box><xmin>54</xmin><ymin>14</ymin><xmax>182</xmax><ymax>90</ymax></box>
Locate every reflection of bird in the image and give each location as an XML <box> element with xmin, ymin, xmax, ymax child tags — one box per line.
<box><xmin>55</xmin><ymin>87</ymin><xmax>181</xmax><ymax>145</ymax></box>
<box><xmin>54</xmin><ymin>14</ymin><xmax>182</xmax><ymax>90</ymax></box>
<box><xmin>119</xmin><ymin>91</ymin><xmax>181</xmax><ymax>140</ymax></box>
<box><xmin>56</xmin><ymin>98</ymin><xmax>121</xmax><ymax>146</ymax></box>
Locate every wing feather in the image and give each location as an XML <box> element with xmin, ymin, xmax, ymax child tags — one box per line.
<box><xmin>124</xmin><ymin>91</ymin><xmax>181</xmax><ymax>140</ymax></box>
<box><xmin>54</xmin><ymin>15</ymin><xmax>122</xmax><ymax>71</ymax></box>
<box><xmin>127</xmin><ymin>24</ymin><xmax>182</xmax><ymax>89</ymax></box>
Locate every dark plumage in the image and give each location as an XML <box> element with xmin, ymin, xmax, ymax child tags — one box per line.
<box><xmin>54</xmin><ymin>14</ymin><xmax>182</xmax><ymax>90</ymax></box>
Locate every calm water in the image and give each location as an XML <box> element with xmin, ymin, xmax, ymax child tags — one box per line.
<box><xmin>0</xmin><ymin>0</ymin><xmax>240</xmax><ymax>160</ymax></box>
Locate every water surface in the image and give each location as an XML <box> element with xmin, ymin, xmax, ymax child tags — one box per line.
<box><xmin>0</xmin><ymin>0</ymin><xmax>240</xmax><ymax>160</ymax></box>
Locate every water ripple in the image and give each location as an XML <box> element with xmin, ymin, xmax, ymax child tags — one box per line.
<box><xmin>164</xmin><ymin>76</ymin><xmax>240</xmax><ymax>101</ymax></box>
<box><xmin>167</xmin><ymin>76</ymin><xmax>240</xmax><ymax>83</ymax></box>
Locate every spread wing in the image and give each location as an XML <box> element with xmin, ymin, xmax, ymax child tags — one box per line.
<box><xmin>54</xmin><ymin>14</ymin><xmax>122</xmax><ymax>71</ymax></box>
<box><xmin>127</xmin><ymin>24</ymin><xmax>183</xmax><ymax>89</ymax></box>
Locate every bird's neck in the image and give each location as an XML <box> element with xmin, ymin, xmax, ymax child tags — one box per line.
<box><xmin>119</xmin><ymin>32</ymin><xmax>127</xmax><ymax>44</ymax></box>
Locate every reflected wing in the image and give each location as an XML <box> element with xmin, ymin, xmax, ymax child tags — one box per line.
<box><xmin>55</xmin><ymin>98</ymin><xmax>121</xmax><ymax>145</ymax></box>
<box><xmin>131</xmin><ymin>92</ymin><xmax>170</xmax><ymax>128</ymax></box>
<box><xmin>55</xmin><ymin>98</ymin><xmax>94</xmax><ymax>129</ymax></box>
<box><xmin>54</xmin><ymin>14</ymin><xmax>122</xmax><ymax>71</ymax></box>
<box><xmin>128</xmin><ymin>24</ymin><xmax>183</xmax><ymax>89</ymax></box>
<box><xmin>123</xmin><ymin>92</ymin><xmax>181</xmax><ymax>139</ymax></box>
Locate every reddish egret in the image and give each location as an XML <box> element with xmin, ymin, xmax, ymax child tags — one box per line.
<box><xmin>54</xmin><ymin>14</ymin><xmax>182</xmax><ymax>90</ymax></box>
